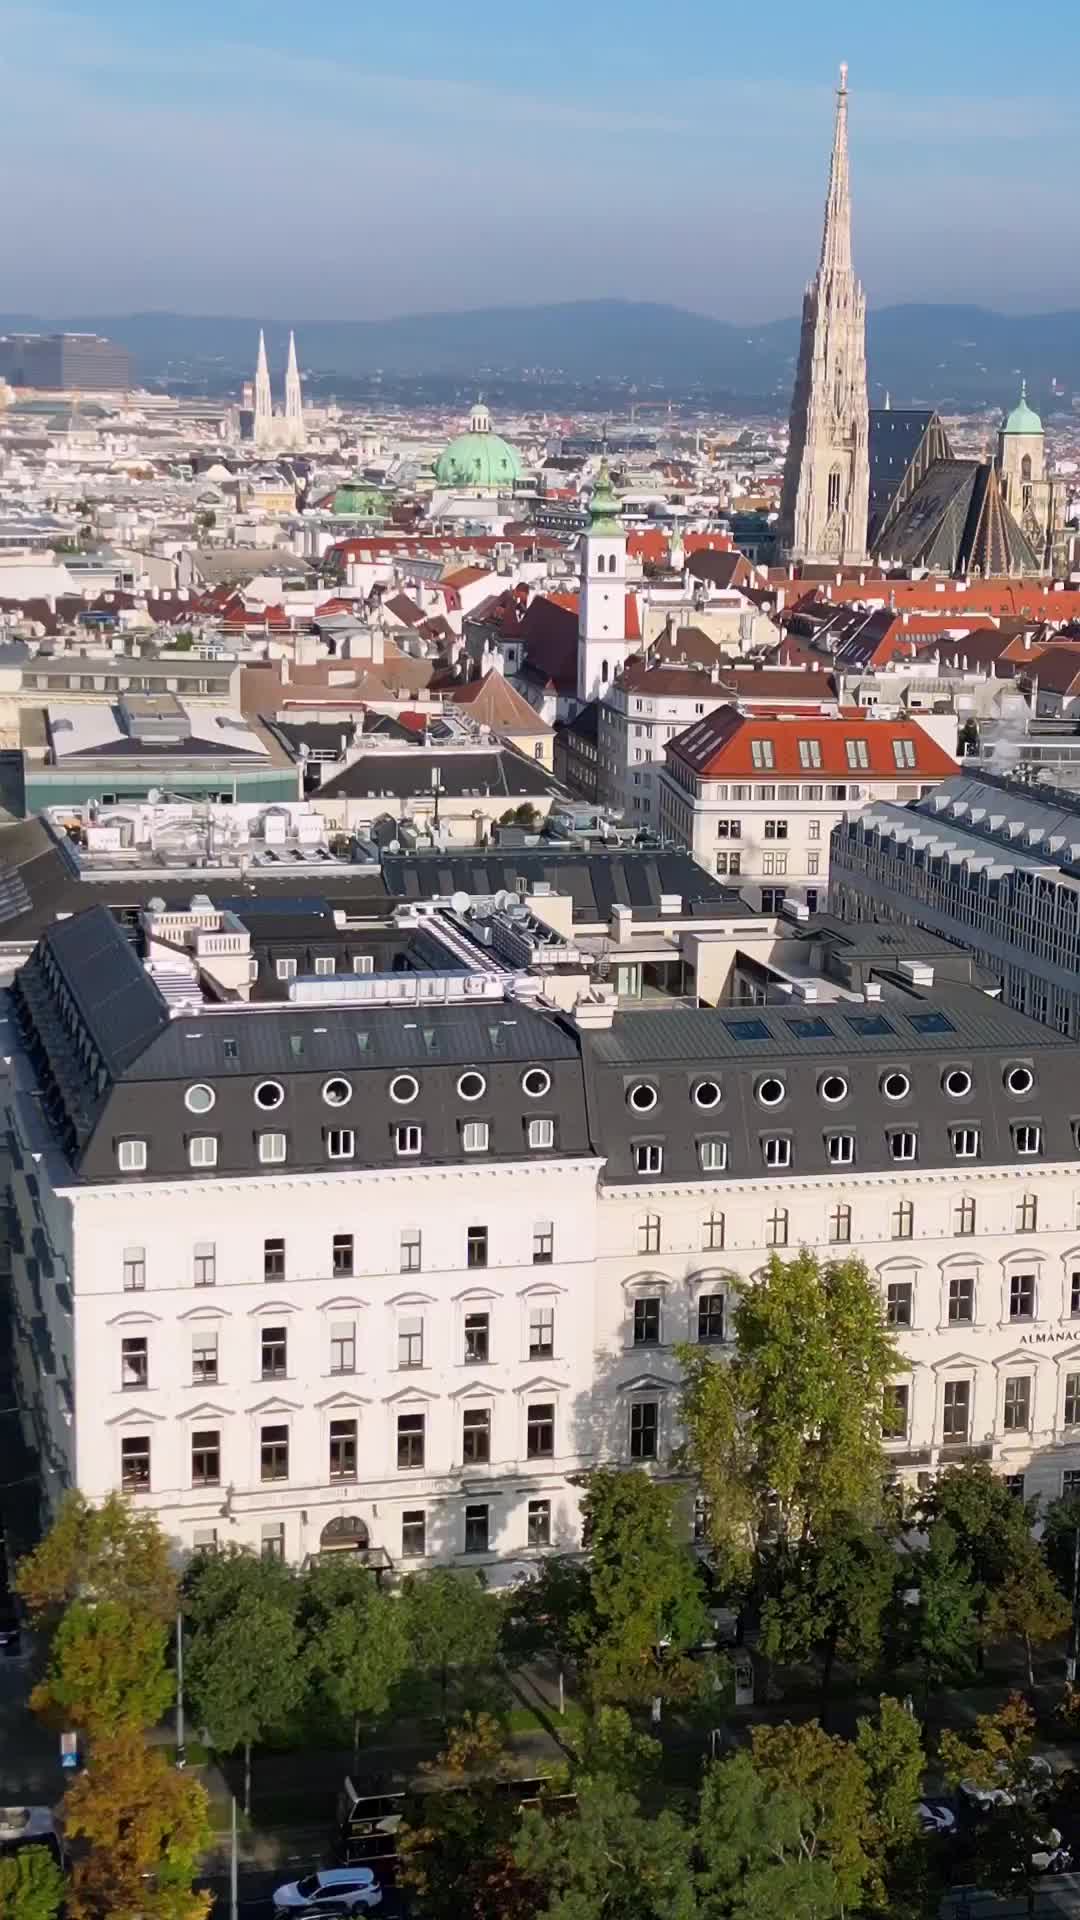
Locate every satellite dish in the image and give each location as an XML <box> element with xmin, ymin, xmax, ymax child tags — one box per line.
<box><xmin>450</xmin><ymin>890</ymin><xmax>470</xmax><ymax>914</ymax></box>
<box><xmin>495</xmin><ymin>889</ymin><xmax>518</xmax><ymax>911</ymax></box>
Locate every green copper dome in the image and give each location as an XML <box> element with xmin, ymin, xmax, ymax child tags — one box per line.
<box><xmin>1003</xmin><ymin>381</ymin><xmax>1043</xmax><ymax>436</ymax></box>
<box><xmin>588</xmin><ymin>456</ymin><xmax>622</xmax><ymax>535</ymax></box>
<box><xmin>434</xmin><ymin>400</ymin><xmax>523</xmax><ymax>491</ymax></box>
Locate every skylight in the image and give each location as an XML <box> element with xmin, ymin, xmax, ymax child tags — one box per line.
<box><xmin>844</xmin><ymin>1013</ymin><xmax>896</xmax><ymax>1037</ymax></box>
<box><xmin>723</xmin><ymin>1018</ymin><xmax>772</xmax><ymax>1041</ymax></box>
<box><xmin>784</xmin><ymin>1016</ymin><xmax>834</xmax><ymax>1039</ymax></box>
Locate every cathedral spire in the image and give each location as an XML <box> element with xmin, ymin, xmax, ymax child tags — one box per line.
<box><xmin>253</xmin><ymin>329</ymin><xmax>272</xmax><ymax>448</ymax></box>
<box><xmin>819</xmin><ymin>63</ymin><xmax>852</xmax><ymax>275</ymax></box>
<box><xmin>284</xmin><ymin>331</ymin><xmax>302</xmax><ymax>427</ymax></box>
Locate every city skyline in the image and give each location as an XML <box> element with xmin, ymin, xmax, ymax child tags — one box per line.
<box><xmin>4</xmin><ymin>0</ymin><xmax>1077</xmax><ymax>321</ymax></box>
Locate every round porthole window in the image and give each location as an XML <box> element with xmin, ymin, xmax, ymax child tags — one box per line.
<box><xmin>253</xmin><ymin>1080</ymin><xmax>284</xmax><ymax>1111</ymax></box>
<box><xmin>881</xmin><ymin>1071</ymin><xmax>910</xmax><ymax>1101</ymax></box>
<box><xmin>457</xmin><ymin>1071</ymin><xmax>487</xmax><ymax>1102</ymax></box>
<box><xmin>322</xmin><ymin>1078</ymin><xmax>352</xmax><ymax>1108</ymax></box>
<box><xmin>693</xmin><ymin>1080</ymin><xmax>722</xmax><ymax>1110</ymax></box>
<box><xmin>943</xmin><ymin>1068</ymin><xmax>972</xmax><ymax>1098</ymax></box>
<box><xmin>389</xmin><ymin>1073</ymin><xmax>420</xmax><ymax>1105</ymax></box>
<box><xmin>820</xmin><ymin>1074</ymin><xmax>848</xmax><ymax>1104</ymax></box>
<box><xmin>628</xmin><ymin>1082</ymin><xmax>659</xmax><ymax>1113</ymax></box>
<box><xmin>757</xmin><ymin>1076</ymin><xmax>786</xmax><ymax>1107</ymax></box>
<box><xmin>1005</xmin><ymin>1064</ymin><xmax>1034</xmax><ymax>1096</ymax></box>
<box><xmin>522</xmin><ymin>1067</ymin><xmax>551</xmax><ymax>1099</ymax></box>
<box><xmin>185</xmin><ymin>1084</ymin><xmax>216</xmax><ymax>1115</ymax></box>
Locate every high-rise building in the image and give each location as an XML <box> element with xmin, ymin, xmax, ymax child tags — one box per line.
<box><xmin>778</xmin><ymin>65</ymin><xmax>870</xmax><ymax>565</ymax></box>
<box><xmin>2</xmin><ymin>332</ymin><xmax>133</xmax><ymax>392</ymax></box>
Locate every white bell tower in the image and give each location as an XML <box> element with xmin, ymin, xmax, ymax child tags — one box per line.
<box><xmin>577</xmin><ymin>456</ymin><xmax>628</xmax><ymax>706</ymax></box>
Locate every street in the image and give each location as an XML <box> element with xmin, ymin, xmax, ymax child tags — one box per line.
<box><xmin>198</xmin><ymin>1866</ymin><xmax>409</xmax><ymax>1918</ymax></box>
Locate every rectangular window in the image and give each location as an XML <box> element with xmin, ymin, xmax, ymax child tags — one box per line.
<box><xmin>892</xmin><ymin>1199</ymin><xmax>914</xmax><ymax>1239</ymax></box>
<box><xmin>830</xmin><ymin>1203</ymin><xmax>852</xmax><ymax>1244</ymax></box>
<box><xmin>637</xmin><ymin>1213</ymin><xmax>661</xmax><ymax>1254</ymax></box>
<box><xmin>398</xmin><ymin>1316</ymin><xmax>424</xmax><ymax>1369</ymax></box>
<box><xmin>260</xmin><ymin>1424</ymin><xmax>289</xmax><ymax>1480</ymax></box>
<box><xmin>192</xmin><ymin>1331</ymin><xmax>218</xmax><ymax>1384</ymax></box>
<box><xmin>464</xmin><ymin>1504</ymin><xmax>489</xmax><ymax>1555</ymax></box>
<box><xmin>807</xmin><ymin>852</ymin><xmax>820</xmax><ymax>876</ymax></box>
<box><xmin>766</xmin><ymin>1208</ymin><xmax>789</xmax><ymax>1248</ymax></box>
<box><xmin>845</xmin><ymin>738</ymin><xmax>870</xmax><ymax>769</ymax></box>
<box><xmin>1003</xmin><ymin>1474</ymin><xmax>1025</xmax><ymax>1501</ymax></box>
<box><xmin>699</xmin><ymin>1139</ymin><xmax>728</xmax><ymax>1172</ymax></box>
<box><xmin>264</xmin><ymin>1237</ymin><xmax>285</xmax><ymax>1281</ymax></box>
<box><xmin>532</xmin><ymin>1220</ymin><xmax>554</xmax><ymax>1265</ymax></box>
<box><xmin>527</xmin><ymin>1402</ymin><xmax>555</xmax><ymax>1459</ymax></box>
<box><xmin>1003</xmin><ymin>1376</ymin><xmax>1031</xmax><ymax>1432</ymax></box>
<box><xmin>886</xmin><ymin>1281</ymin><xmax>913</xmax><ymax>1328</ymax></box>
<box><xmin>189</xmin><ymin>1135</ymin><xmax>218</xmax><ymax>1169</ymax></box>
<box><xmin>528</xmin><ymin>1117</ymin><xmax>554</xmax><ymax>1150</ymax></box>
<box><xmin>400</xmin><ymin>1229</ymin><xmax>422</xmax><ymax>1273</ymax></box>
<box><xmin>332</xmin><ymin>1233</ymin><xmax>354</xmax><ymax>1278</ymax></box>
<box><xmin>1009</xmin><ymin>1273</ymin><xmax>1035</xmax><ymax>1320</ymax></box>
<box><xmin>750</xmin><ymin>739</ymin><xmax>775</xmax><ymax>769</ymax></box>
<box><xmin>764</xmin><ymin>819</ymin><xmax>788</xmax><ymax>841</ymax></box>
<box><xmin>808</xmin><ymin>817</ymin><xmax>821</xmax><ymax>839</ymax></box>
<box><xmin>276</xmin><ymin>958</ymin><xmax>297</xmax><ymax>982</ymax></box>
<box><xmin>892</xmin><ymin>738</ymin><xmax>917</xmax><ymax>769</ymax></box>
<box><xmin>629</xmin><ymin>1401</ymin><xmax>659</xmax><ymax>1461</ymax></box>
<box><xmin>702</xmin><ymin>1210</ymin><xmax>725</xmax><ymax>1252</ymax></box>
<box><xmin>1072</xmin><ymin>1270</ymin><xmax>1080</xmax><ymax>1317</ymax></box>
<box><xmin>464</xmin><ymin>1312</ymin><xmax>490</xmax><ymax>1363</ymax></box>
<box><xmin>258</xmin><ymin>1132</ymin><xmax>286</xmax><ymax>1165</ymax></box>
<box><xmin>401</xmin><ymin>1510</ymin><xmax>426</xmax><ymax>1558</ymax></box>
<box><xmin>955</xmin><ymin>1197</ymin><xmax>976</xmax><ymax>1237</ymax></box>
<box><xmin>122</xmin><ymin>1246</ymin><xmax>145</xmax><ymax>1292</ymax></box>
<box><xmin>528</xmin><ymin>1499</ymin><xmax>551</xmax><ymax>1549</ymax></box>
<box><xmin>1016</xmin><ymin>1194</ymin><xmax>1038</xmax><ymax>1233</ymax></box>
<box><xmin>330</xmin><ymin>1321</ymin><xmax>356</xmax><ymax>1374</ymax></box>
<box><xmin>1013</xmin><ymin>1124</ymin><xmax>1043</xmax><ymax>1156</ymax></box>
<box><xmin>889</xmin><ymin>1132</ymin><xmax>918</xmax><ymax>1163</ymax></box>
<box><xmin>697</xmin><ymin>1293</ymin><xmax>725</xmax><ymax>1344</ymax></box>
<box><xmin>883</xmin><ymin>1383</ymin><xmax>909</xmax><ymax>1438</ymax></box>
<box><xmin>120</xmin><ymin>1435</ymin><xmax>150</xmax><ymax>1491</ymax></box>
<box><xmin>763</xmin><ymin>1136</ymin><xmax>792</xmax><ymax>1169</ymax></box>
<box><xmin>118</xmin><ymin>1139</ymin><xmax>147</xmax><ymax>1172</ymax></box>
<box><xmin>827</xmin><ymin>1133</ymin><xmax>855</xmax><ymax>1165</ymax></box>
<box><xmin>942</xmin><ymin>1380</ymin><xmax>970</xmax><ymax>1443</ymax></box>
<box><xmin>261</xmin><ymin>1325</ymin><xmax>287</xmax><ymax>1379</ymax></box>
<box><xmin>798</xmin><ymin>739</ymin><xmax>822</xmax><ymax>768</ymax></box>
<box><xmin>193</xmin><ymin>1242</ymin><xmax>216</xmax><ymax>1287</ymax></box>
<box><xmin>329</xmin><ymin>1418</ymin><xmax>358</xmax><ymax>1480</ymax></box>
<box><xmin>635</xmin><ymin>1143</ymin><xmax>663</xmax><ymax>1175</ymax></box>
<box><xmin>761</xmin><ymin>889</ymin><xmax>787</xmax><ymax>913</ymax></box>
<box><xmin>462</xmin><ymin>1121</ymin><xmax>490</xmax><ymax>1154</ymax></box>
<box><xmin>261</xmin><ymin>1522</ymin><xmax>285</xmax><ymax>1560</ymax></box>
<box><xmin>948</xmin><ymin>1274</ymin><xmax>974</xmax><ymax>1324</ymax></box>
<box><xmin>397</xmin><ymin>1413</ymin><xmax>425</xmax><ymax>1470</ymax></box>
<box><xmin>327</xmin><ymin>1129</ymin><xmax>355</xmax><ymax>1161</ymax></box>
<box><xmin>950</xmin><ymin>1127</ymin><xmax>980</xmax><ymax>1160</ymax></box>
<box><xmin>396</xmin><ymin>1124</ymin><xmax>422</xmax><ymax>1157</ymax></box>
<box><xmin>1066</xmin><ymin>1374</ymin><xmax>1080</xmax><ymax>1425</ymax></box>
<box><xmin>193</xmin><ymin>1528</ymin><xmax>218</xmax><ymax>1551</ymax></box>
<box><xmin>191</xmin><ymin>1429</ymin><xmax>220</xmax><ymax>1487</ymax></box>
<box><xmin>529</xmin><ymin>1304</ymin><xmax>555</xmax><ymax>1360</ymax></box>
<box><xmin>121</xmin><ymin>1336</ymin><xmax>148</xmax><ymax>1389</ymax></box>
<box><xmin>1065</xmin><ymin>1471</ymin><xmax>1080</xmax><ymax>1497</ymax></box>
<box><xmin>314</xmin><ymin>956</ymin><xmax>336</xmax><ymax>976</ymax></box>
<box><xmin>633</xmin><ymin>1298</ymin><xmax>661</xmax><ymax>1347</ymax></box>
<box><xmin>462</xmin><ymin>1407</ymin><xmax>491</xmax><ymax>1464</ymax></box>
<box><xmin>467</xmin><ymin>1226</ymin><xmax>488</xmax><ymax>1270</ymax></box>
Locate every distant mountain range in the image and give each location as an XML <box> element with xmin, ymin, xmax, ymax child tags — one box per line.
<box><xmin>2</xmin><ymin>300</ymin><xmax>1078</xmax><ymax>411</ymax></box>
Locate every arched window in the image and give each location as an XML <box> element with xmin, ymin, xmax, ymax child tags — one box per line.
<box><xmin>827</xmin><ymin>466</ymin><xmax>842</xmax><ymax>515</ymax></box>
<box><xmin>601</xmin><ymin>659</ymin><xmax>610</xmax><ymax>684</ymax></box>
<box><xmin>1021</xmin><ymin>455</ymin><xmax>1032</xmax><ymax>483</ymax></box>
<box><xmin>833</xmin><ymin>359</ymin><xmax>844</xmax><ymax>414</ymax></box>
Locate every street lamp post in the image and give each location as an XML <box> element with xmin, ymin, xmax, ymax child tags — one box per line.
<box><xmin>175</xmin><ymin>1609</ymin><xmax>186</xmax><ymax>1769</ymax></box>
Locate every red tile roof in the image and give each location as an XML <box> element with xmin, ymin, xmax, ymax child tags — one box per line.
<box><xmin>668</xmin><ymin>705</ymin><xmax>958</xmax><ymax>780</ymax></box>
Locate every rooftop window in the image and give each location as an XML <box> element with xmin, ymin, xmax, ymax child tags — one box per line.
<box><xmin>844</xmin><ymin>1013</ymin><xmax>895</xmax><ymax>1038</ymax></box>
<box><xmin>723</xmin><ymin>1018</ymin><xmax>771</xmax><ymax>1041</ymax></box>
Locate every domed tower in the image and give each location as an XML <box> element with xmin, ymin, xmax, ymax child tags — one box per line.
<box><xmin>998</xmin><ymin>382</ymin><xmax>1053</xmax><ymax>568</ymax></box>
<box><xmin>433</xmin><ymin>398</ymin><xmax>523</xmax><ymax>492</ymax></box>
<box><xmin>577</xmin><ymin>456</ymin><xmax>628</xmax><ymax>706</ymax></box>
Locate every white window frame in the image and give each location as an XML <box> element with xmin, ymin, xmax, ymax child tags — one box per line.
<box><xmin>462</xmin><ymin>1120</ymin><xmax>490</xmax><ymax>1154</ymax></box>
<box><xmin>258</xmin><ymin>1131</ymin><xmax>287</xmax><ymax>1165</ymax></box>
<box><xmin>188</xmin><ymin>1135</ymin><xmax>218</xmax><ymax>1169</ymax></box>
<box><xmin>396</xmin><ymin>1124</ymin><xmax>422</xmax><ymax>1157</ymax></box>
<box><xmin>763</xmin><ymin>1136</ymin><xmax>792</xmax><ymax>1169</ymax></box>
<box><xmin>326</xmin><ymin>1129</ymin><xmax>355</xmax><ymax>1160</ymax></box>
<box><xmin>528</xmin><ymin>1117</ymin><xmax>555</xmax><ymax>1149</ymax></box>
<box><xmin>118</xmin><ymin>1139</ymin><xmax>147</xmax><ymax>1172</ymax></box>
<box><xmin>275</xmin><ymin>958</ymin><xmax>297</xmax><ymax>982</ymax></box>
<box><xmin>635</xmin><ymin>1143</ymin><xmax>663</xmax><ymax>1175</ymax></box>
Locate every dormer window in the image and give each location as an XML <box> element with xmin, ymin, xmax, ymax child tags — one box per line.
<box><xmin>117</xmin><ymin>1139</ymin><xmax>147</xmax><ymax>1173</ymax></box>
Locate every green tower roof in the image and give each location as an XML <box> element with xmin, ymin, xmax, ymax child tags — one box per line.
<box><xmin>1003</xmin><ymin>381</ymin><xmax>1043</xmax><ymax>436</ymax></box>
<box><xmin>588</xmin><ymin>456</ymin><xmax>622</xmax><ymax>535</ymax></box>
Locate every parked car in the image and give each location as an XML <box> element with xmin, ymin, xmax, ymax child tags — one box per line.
<box><xmin>0</xmin><ymin>1597</ymin><xmax>21</xmax><ymax>1657</ymax></box>
<box><xmin>917</xmin><ymin>1799</ymin><xmax>957</xmax><ymax>1837</ymax></box>
<box><xmin>1032</xmin><ymin>1830</ymin><xmax>1073</xmax><ymax>1876</ymax></box>
<box><xmin>273</xmin><ymin>1868</ymin><xmax>382</xmax><ymax>1914</ymax></box>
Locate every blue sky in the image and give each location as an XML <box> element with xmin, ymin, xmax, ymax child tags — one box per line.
<box><xmin>5</xmin><ymin>0</ymin><xmax>1077</xmax><ymax>319</ymax></box>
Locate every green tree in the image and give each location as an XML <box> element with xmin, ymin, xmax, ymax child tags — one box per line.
<box><xmin>16</xmin><ymin>1491</ymin><xmax>177</xmax><ymax>1623</ymax></box>
<box><xmin>679</xmin><ymin>1253</ymin><xmax>903</xmax><ymax>1588</ymax></box>
<box><xmin>400</xmin><ymin>1569</ymin><xmax>503</xmax><ymax>1725</ymax></box>
<box><xmin>758</xmin><ymin>1520</ymin><xmax>896</xmax><ymax>1709</ymax></box>
<box><xmin>63</xmin><ymin>1724</ymin><xmax>211</xmax><ymax>1920</ymax></box>
<box><xmin>983</xmin><ymin>1544</ymin><xmax>1070</xmax><ymax>1687</ymax></box>
<box><xmin>31</xmin><ymin>1597</ymin><xmax>174</xmax><ymax>1737</ymax></box>
<box><xmin>919</xmin><ymin>1463</ymin><xmax>1035</xmax><ymax>1637</ymax></box>
<box><xmin>576</xmin><ymin>1467</ymin><xmax>714</xmax><ymax>1709</ymax></box>
<box><xmin>940</xmin><ymin>1696</ymin><xmax>1053</xmax><ymax>1917</ymax></box>
<box><xmin>855</xmin><ymin>1696</ymin><xmax>933</xmax><ymax>1917</ymax></box>
<box><xmin>183</xmin><ymin>1550</ymin><xmax>303</xmax><ymax>1813</ymax></box>
<box><xmin>0</xmin><ymin>1846</ymin><xmax>65</xmax><ymax>1920</ymax></box>
<box><xmin>398</xmin><ymin>1715</ymin><xmax>542</xmax><ymax>1920</ymax></box>
<box><xmin>517</xmin><ymin>1773</ymin><xmax>697</xmax><ymax>1920</ymax></box>
<box><xmin>302</xmin><ymin>1562</ymin><xmax>410</xmax><ymax>1766</ymax></box>
<box><xmin>698</xmin><ymin>1720</ymin><xmax>877</xmax><ymax>1920</ymax></box>
<box><xmin>1034</xmin><ymin>1490</ymin><xmax>1080</xmax><ymax>1608</ymax></box>
<box><xmin>897</xmin><ymin>1521</ymin><xmax>980</xmax><ymax>1700</ymax></box>
<box><xmin>500</xmin><ymin>1555</ymin><xmax>597</xmax><ymax>1684</ymax></box>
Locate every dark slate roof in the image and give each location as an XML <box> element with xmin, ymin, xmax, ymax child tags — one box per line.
<box><xmin>45</xmin><ymin>907</ymin><xmax>170</xmax><ymax>1075</ymax></box>
<box><xmin>317</xmin><ymin>750</ymin><xmax>565</xmax><ymax>802</ymax></box>
<box><xmin>380</xmin><ymin>849</ymin><xmax>743</xmax><ymax>921</ymax></box>
<box><xmin>867</xmin><ymin>409</ymin><xmax>937</xmax><ymax>536</ymax></box>
<box><xmin>877</xmin><ymin>460</ymin><xmax>1041</xmax><ymax>577</ymax></box>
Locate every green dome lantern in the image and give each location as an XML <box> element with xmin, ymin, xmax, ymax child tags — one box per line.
<box><xmin>433</xmin><ymin>398</ymin><xmax>523</xmax><ymax>490</ymax></box>
<box><xmin>588</xmin><ymin>455</ymin><xmax>622</xmax><ymax>535</ymax></box>
<box><xmin>1002</xmin><ymin>380</ymin><xmax>1043</xmax><ymax>436</ymax></box>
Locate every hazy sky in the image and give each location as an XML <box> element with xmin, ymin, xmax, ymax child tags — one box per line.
<box><xmin>5</xmin><ymin>0</ymin><xmax>1077</xmax><ymax>321</ymax></box>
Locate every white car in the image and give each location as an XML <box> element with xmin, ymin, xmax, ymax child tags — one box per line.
<box><xmin>273</xmin><ymin>1868</ymin><xmax>382</xmax><ymax>1914</ymax></box>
